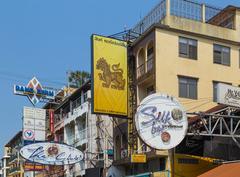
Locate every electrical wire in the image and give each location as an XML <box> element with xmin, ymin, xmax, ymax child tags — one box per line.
<box><xmin>0</xmin><ymin>70</ymin><xmax>66</xmax><ymax>86</ymax></box>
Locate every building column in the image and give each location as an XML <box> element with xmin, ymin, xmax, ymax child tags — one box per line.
<box><xmin>202</xmin><ymin>4</ymin><xmax>206</xmax><ymax>23</ymax></box>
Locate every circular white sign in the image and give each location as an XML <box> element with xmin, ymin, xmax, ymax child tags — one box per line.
<box><xmin>20</xmin><ymin>142</ymin><xmax>84</xmax><ymax>165</ymax></box>
<box><xmin>23</xmin><ymin>129</ymin><xmax>35</xmax><ymax>140</ymax></box>
<box><xmin>135</xmin><ymin>93</ymin><xmax>188</xmax><ymax>150</ymax></box>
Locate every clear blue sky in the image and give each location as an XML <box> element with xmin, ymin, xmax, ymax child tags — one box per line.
<box><xmin>0</xmin><ymin>0</ymin><xmax>239</xmax><ymax>157</ymax></box>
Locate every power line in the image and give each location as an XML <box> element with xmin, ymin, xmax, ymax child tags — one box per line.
<box><xmin>0</xmin><ymin>71</ymin><xmax>66</xmax><ymax>86</ymax></box>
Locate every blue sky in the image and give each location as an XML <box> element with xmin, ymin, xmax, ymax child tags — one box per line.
<box><xmin>0</xmin><ymin>0</ymin><xmax>240</xmax><ymax>157</ymax></box>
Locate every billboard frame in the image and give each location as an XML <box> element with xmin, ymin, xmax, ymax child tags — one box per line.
<box><xmin>91</xmin><ymin>34</ymin><xmax>128</xmax><ymax>118</ymax></box>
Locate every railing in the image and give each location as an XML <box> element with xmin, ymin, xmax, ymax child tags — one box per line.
<box><xmin>137</xmin><ymin>58</ymin><xmax>154</xmax><ymax>79</ymax></box>
<box><xmin>132</xmin><ymin>0</ymin><xmax>222</xmax><ymax>35</ymax></box>
<box><xmin>171</xmin><ymin>0</ymin><xmax>202</xmax><ymax>21</ymax></box>
<box><xmin>147</xmin><ymin>58</ymin><xmax>154</xmax><ymax>72</ymax></box>
<box><xmin>8</xmin><ymin>166</ymin><xmax>21</xmax><ymax>174</ymax></box>
<box><xmin>137</xmin><ymin>63</ymin><xmax>145</xmax><ymax>79</ymax></box>
<box><xmin>132</xmin><ymin>0</ymin><xmax>166</xmax><ymax>34</ymax></box>
<box><xmin>75</xmin><ymin>128</ymin><xmax>87</xmax><ymax>146</ymax></box>
<box><xmin>205</xmin><ymin>5</ymin><xmax>221</xmax><ymax>21</ymax></box>
<box><xmin>8</xmin><ymin>154</ymin><xmax>18</xmax><ymax>163</ymax></box>
<box><xmin>67</xmin><ymin>134</ymin><xmax>75</xmax><ymax>145</ymax></box>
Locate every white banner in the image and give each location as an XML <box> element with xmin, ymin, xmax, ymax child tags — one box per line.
<box><xmin>217</xmin><ymin>83</ymin><xmax>240</xmax><ymax>108</ymax></box>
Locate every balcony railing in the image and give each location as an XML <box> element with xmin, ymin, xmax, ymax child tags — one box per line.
<box><xmin>132</xmin><ymin>0</ymin><xmax>166</xmax><ymax>34</ymax></box>
<box><xmin>8</xmin><ymin>166</ymin><xmax>21</xmax><ymax>175</ymax></box>
<box><xmin>137</xmin><ymin>58</ymin><xmax>154</xmax><ymax>79</ymax></box>
<box><xmin>147</xmin><ymin>57</ymin><xmax>154</xmax><ymax>72</ymax></box>
<box><xmin>137</xmin><ymin>63</ymin><xmax>145</xmax><ymax>79</ymax></box>
<box><xmin>8</xmin><ymin>154</ymin><xmax>18</xmax><ymax>163</ymax></box>
<box><xmin>75</xmin><ymin>128</ymin><xmax>87</xmax><ymax>146</ymax></box>
<box><xmin>132</xmin><ymin>0</ymin><xmax>222</xmax><ymax>35</ymax></box>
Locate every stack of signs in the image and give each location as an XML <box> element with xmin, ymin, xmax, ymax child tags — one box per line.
<box><xmin>23</xmin><ymin>106</ymin><xmax>46</xmax><ymax>143</ymax></box>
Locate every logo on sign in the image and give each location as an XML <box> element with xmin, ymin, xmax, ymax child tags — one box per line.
<box><xmin>14</xmin><ymin>77</ymin><xmax>55</xmax><ymax>105</ymax></box>
<box><xmin>135</xmin><ymin>93</ymin><xmax>188</xmax><ymax>150</ymax></box>
<box><xmin>23</xmin><ymin>129</ymin><xmax>35</xmax><ymax>140</ymax></box>
<box><xmin>20</xmin><ymin>142</ymin><xmax>84</xmax><ymax>165</ymax></box>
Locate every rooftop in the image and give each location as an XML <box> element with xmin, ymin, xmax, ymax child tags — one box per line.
<box><xmin>132</xmin><ymin>0</ymin><xmax>238</xmax><ymax>35</ymax></box>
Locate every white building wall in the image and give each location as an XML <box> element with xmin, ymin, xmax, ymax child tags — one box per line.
<box><xmin>64</xmin><ymin>90</ymin><xmax>113</xmax><ymax>177</ymax></box>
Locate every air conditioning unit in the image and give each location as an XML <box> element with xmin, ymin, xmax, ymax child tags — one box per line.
<box><xmin>121</xmin><ymin>149</ymin><xmax>128</xmax><ymax>159</ymax></box>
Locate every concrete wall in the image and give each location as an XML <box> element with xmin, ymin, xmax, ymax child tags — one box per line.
<box><xmin>155</xmin><ymin>28</ymin><xmax>240</xmax><ymax>112</ymax></box>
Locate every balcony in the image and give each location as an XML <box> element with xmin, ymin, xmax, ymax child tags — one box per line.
<box><xmin>8</xmin><ymin>154</ymin><xmax>18</xmax><ymax>164</ymax></box>
<box><xmin>75</xmin><ymin>128</ymin><xmax>88</xmax><ymax>147</ymax></box>
<box><xmin>66</xmin><ymin>134</ymin><xmax>75</xmax><ymax>145</ymax></box>
<box><xmin>137</xmin><ymin>58</ymin><xmax>154</xmax><ymax>82</ymax></box>
<box><xmin>8</xmin><ymin>166</ymin><xmax>21</xmax><ymax>175</ymax></box>
<box><xmin>64</xmin><ymin>102</ymin><xmax>88</xmax><ymax>126</ymax></box>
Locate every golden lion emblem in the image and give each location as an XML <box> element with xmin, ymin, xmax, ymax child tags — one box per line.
<box><xmin>96</xmin><ymin>57</ymin><xmax>125</xmax><ymax>90</ymax></box>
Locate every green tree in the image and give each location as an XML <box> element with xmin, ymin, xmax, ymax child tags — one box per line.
<box><xmin>68</xmin><ymin>70</ymin><xmax>90</xmax><ymax>88</ymax></box>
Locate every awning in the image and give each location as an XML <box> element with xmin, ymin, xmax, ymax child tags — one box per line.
<box><xmin>198</xmin><ymin>162</ymin><xmax>240</xmax><ymax>177</ymax></box>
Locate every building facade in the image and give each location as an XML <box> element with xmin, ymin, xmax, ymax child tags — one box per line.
<box><xmin>46</xmin><ymin>80</ymin><xmax>113</xmax><ymax>177</ymax></box>
<box><xmin>113</xmin><ymin>0</ymin><xmax>240</xmax><ymax>176</ymax></box>
<box><xmin>4</xmin><ymin>131</ymin><xmax>24</xmax><ymax>177</ymax></box>
<box><xmin>1</xmin><ymin>147</ymin><xmax>10</xmax><ymax>177</ymax></box>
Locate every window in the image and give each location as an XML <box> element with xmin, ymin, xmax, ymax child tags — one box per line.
<box><xmin>179</xmin><ymin>37</ymin><xmax>197</xmax><ymax>59</ymax></box>
<box><xmin>179</xmin><ymin>76</ymin><xmax>198</xmax><ymax>99</ymax></box>
<box><xmin>214</xmin><ymin>44</ymin><xmax>230</xmax><ymax>66</ymax></box>
<box><xmin>213</xmin><ymin>81</ymin><xmax>232</xmax><ymax>102</ymax></box>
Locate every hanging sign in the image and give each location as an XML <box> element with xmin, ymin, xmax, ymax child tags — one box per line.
<box><xmin>135</xmin><ymin>93</ymin><xmax>188</xmax><ymax>150</ymax></box>
<box><xmin>14</xmin><ymin>77</ymin><xmax>55</xmax><ymax>105</ymax></box>
<box><xmin>131</xmin><ymin>154</ymin><xmax>147</xmax><ymax>163</ymax></box>
<box><xmin>20</xmin><ymin>142</ymin><xmax>84</xmax><ymax>165</ymax></box>
<box><xmin>217</xmin><ymin>83</ymin><xmax>240</xmax><ymax>108</ymax></box>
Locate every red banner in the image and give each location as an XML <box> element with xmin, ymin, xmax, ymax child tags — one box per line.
<box><xmin>49</xmin><ymin>109</ymin><xmax>54</xmax><ymax>134</ymax></box>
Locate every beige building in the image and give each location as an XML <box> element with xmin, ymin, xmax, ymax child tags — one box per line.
<box><xmin>5</xmin><ymin>131</ymin><xmax>24</xmax><ymax>177</ymax></box>
<box><xmin>113</xmin><ymin>0</ymin><xmax>240</xmax><ymax>177</ymax></box>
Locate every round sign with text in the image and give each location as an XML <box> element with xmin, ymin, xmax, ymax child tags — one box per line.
<box><xmin>135</xmin><ymin>93</ymin><xmax>188</xmax><ymax>150</ymax></box>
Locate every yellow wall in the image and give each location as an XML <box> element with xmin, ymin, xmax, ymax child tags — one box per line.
<box><xmin>171</xmin><ymin>154</ymin><xmax>218</xmax><ymax>177</ymax></box>
<box><xmin>155</xmin><ymin>28</ymin><xmax>240</xmax><ymax>112</ymax></box>
<box><xmin>162</xmin><ymin>15</ymin><xmax>240</xmax><ymax>43</ymax></box>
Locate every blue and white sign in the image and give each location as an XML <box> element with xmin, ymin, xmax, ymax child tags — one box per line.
<box><xmin>135</xmin><ymin>93</ymin><xmax>188</xmax><ymax>150</ymax></box>
<box><xmin>14</xmin><ymin>77</ymin><xmax>55</xmax><ymax>105</ymax></box>
<box><xmin>20</xmin><ymin>142</ymin><xmax>84</xmax><ymax>165</ymax></box>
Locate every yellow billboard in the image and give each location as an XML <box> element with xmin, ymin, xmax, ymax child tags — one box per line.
<box><xmin>91</xmin><ymin>34</ymin><xmax>128</xmax><ymax>116</ymax></box>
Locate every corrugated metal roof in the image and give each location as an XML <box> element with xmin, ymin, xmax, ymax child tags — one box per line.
<box><xmin>198</xmin><ymin>162</ymin><xmax>240</xmax><ymax>177</ymax></box>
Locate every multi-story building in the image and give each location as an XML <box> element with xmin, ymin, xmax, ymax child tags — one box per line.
<box><xmin>4</xmin><ymin>131</ymin><xmax>24</xmax><ymax>177</ymax></box>
<box><xmin>1</xmin><ymin>147</ymin><xmax>10</xmax><ymax>177</ymax></box>
<box><xmin>51</xmin><ymin>80</ymin><xmax>113</xmax><ymax>177</ymax></box>
<box><xmin>113</xmin><ymin>0</ymin><xmax>240</xmax><ymax>177</ymax></box>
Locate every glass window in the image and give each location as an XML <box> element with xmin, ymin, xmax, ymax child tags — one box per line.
<box><xmin>179</xmin><ymin>37</ymin><xmax>197</xmax><ymax>60</ymax></box>
<box><xmin>179</xmin><ymin>76</ymin><xmax>198</xmax><ymax>99</ymax></box>
<box><xmin>214</xmin><ymin>44</ymin><xmax>230</xmax><ymax>66</ymax></box>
